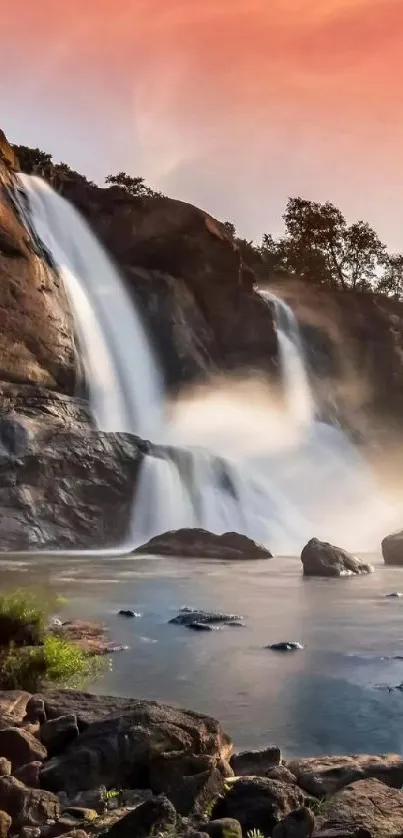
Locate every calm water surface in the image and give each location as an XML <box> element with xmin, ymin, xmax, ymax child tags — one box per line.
<box><xmin>1</xmin><ymin>553</ymin><xmax>403</xmax><ymax>757</ymax></box>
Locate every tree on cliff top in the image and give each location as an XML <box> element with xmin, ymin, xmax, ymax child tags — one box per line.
<box><xmin>260</xmin><ymin>197</ymin><xmax>387</xmax><ymax>291</ymax></box>
<box><xmin>105</xmin><ymin>171</ymin><xmax>162</xmax><ymax>198</ymax></box>
<box><xmin>12</xmin><ymin>145</ymin><xmax>53</xmax><ymax>174</ymax></box>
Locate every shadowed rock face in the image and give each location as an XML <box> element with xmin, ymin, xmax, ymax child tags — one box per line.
<box><xmin>382</xmin><ymin>531</ymin><xmax>403</xmax><ymax>565</ymax></box>
<box><xmin>134</xmin><ymin>528</ymin><xmax>273</xmax><ymax>559</ymax></box>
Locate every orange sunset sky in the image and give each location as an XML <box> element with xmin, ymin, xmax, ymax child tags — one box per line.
<box><xmin>2</xmin><ymin>0</ymin><xmax>403</xmax><ymax>248</ymax></box>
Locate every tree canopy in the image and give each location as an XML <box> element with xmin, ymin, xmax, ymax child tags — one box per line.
<box><xmin>105</xmin><ymin>172</ymin><xmax>162</xmax><ymax>198</ymax></box>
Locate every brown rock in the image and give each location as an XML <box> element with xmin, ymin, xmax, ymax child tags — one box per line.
<box><xmin>0</xmin><ymin>152</ymin><xmax>76</xmax><ymax>395</ymax></box>
<box><xmin>0</xmin><ymin>691</ymin><xmax>31</xmax><ymax>726</ymax></box>
<box><xmin>319</xmin><ymin>778</ymin><xmax>403</xmax><ymax>838</ymax></box>
<box><xmin>134</xmin><ymin>529</ymin><xmax>272</xmax><ymax>559</ymax></box>
<box><xmin>0</xmin><ymin>810</ymin><xmax>11</xmax><ymax>838</ymax></box>
<box><xmin>14</xmin><ymin>761</ymin><xmax>43</xmax><ymax>788</ymax></box>
<box><xmin>0</xmin><ymin>728</ymin><xmax>46</xmax><ymax>771</ymax></box>
<box><xmin>39</xmin><ymin>715</ymin><xmax>78</xmax><ymax>755</ymax></box>
<box><xmin>19</xmin><ymin>828</ymin><xmax>41</xmax><ymax>838</ymax></box>
<box><xmin>286</xmin><ymin>755</ymin><xmax>403</xmax><ymax>797</ymax></box>
<box><xmin>0</xmin><ymin>762</ymin><xmax>10</xmax><ymax>779</ymax></box>
<box><xmin>0</xmin><ymin>132</ymin><xmax>18</xmax><ymax>170</ymax></box>
<box><xmin>102</xmin><ymin>796</ymin><xmax>177</xmax><ymax>838</ymax></box>
<box><xmin>0</xmin><ymin>775</ymin><xmax>59</xmax><ymax>829</ymax></box>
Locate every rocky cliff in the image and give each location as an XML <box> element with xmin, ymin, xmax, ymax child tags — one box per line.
<box><xmin>1</xmin><ymin>126</ymin><xmax>403</xmax><ymax>550</ymax></box>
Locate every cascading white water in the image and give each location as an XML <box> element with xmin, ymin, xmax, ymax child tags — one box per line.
<box><xmin>18</xmin><ymin>175</ymin><xmax>402</xmax><ymax>554</ymax></box>
<box><xmin>16</xmin><ymin>175</ymin><xmax>163</xmax><ymax>439</ymax></box>
<box><xmin>259</xmin><ymin>289</ymin><xmax>315</xmax><ymax>428</ymax></box>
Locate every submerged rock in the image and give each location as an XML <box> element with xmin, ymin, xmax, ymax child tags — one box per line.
<box><xmin>133</xmin><ymin>529</ymin><xmax>272</xmax><ymax>559</ymax></box>
<box><xmin>170</xmin><ymin>609</ymin><xmax>244</xmax><ymax>629</ymax></box>
<box><xmin>301</xmin><ymin>538</ymin><xmax>373</xmax><ymax>577</ymax></box>
<box><xmin>118</xmin><ymin>610</ymin><xmax>141</xmax><ymax>618</ymax></box>
<box><xmin>382</xmin><ymin>531</ymin><xmax>403</xmax><ymax>566</ymax></box>
<box><xmin>268</xmin><ymin>642</ymin><xmax>304</xmax><ymax>652</ymax></box>
<box><xmin>385</xmin><ymin>592</ymin><xmax>403</xmax><ymax>598</ymax></box>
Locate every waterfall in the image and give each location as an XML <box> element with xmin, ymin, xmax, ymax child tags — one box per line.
<box><xmin>259</xmin><ymin>289</ymin><xmax>315</xmax><ymax>428</ymax></box>
<box><xmin>17</xmin><ymin>175</ymin><xmax>402</xmax><ymax>554</ymax></box>
<box><xmin>16</xmin><ymin>175</ymin><xmax>163</xmax><ymax>439</ymax></box>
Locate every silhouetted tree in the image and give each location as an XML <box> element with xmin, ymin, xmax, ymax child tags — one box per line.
<box><xmin>260</xmin><ymin>198</ymin><xmax>386</xmax><ymax>291</ymax></box>
<box><xmin>12</xmin><ymin>145</ymin><xmax>53</xmax><ymax>174</ymax></box>
<box><xmin>377</xmin><ymin>254</ymin><xmax>403</xmax><ymax>300</ymax></box>
<box><xmin>105</xmin><ymin>172</ymin><xmax>162</xmax><ymax>198</ymax></box>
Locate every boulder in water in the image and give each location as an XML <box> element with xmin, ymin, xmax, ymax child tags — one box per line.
<box><xmin>133</xmin><ymin>529</ymin><xmax>272</xmax><ymax>559</ymax></box>
<box><xmin>169</xmin><ymin>609</ymin><xmax>244</xmax><ymax>628</ymax></box>
<box><xmin>268</xmin><ymin>642</ymin><xmax>304</xmax><ymax>652</ymax></box>
<box><xmin>382</xmin><ymin>531</ymin><xmax>403</xmax><ymax>565</ymax></box>
<box><xmin>301</xmin><ymin>538</ymin><xmax>373</xmax><ymax>577</ymax></box>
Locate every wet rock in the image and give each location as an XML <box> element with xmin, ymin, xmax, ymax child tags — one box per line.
<box><xmin>51</xmin><ymin>622</ymin><xmax>124</xmax><ymax>656</ymax></box>
<box><xmin>102</xmin><ymin>796</ymin><xmax>177</xmax><ymax>838</ymax></box>
<box><xmin>0</xmin><ymin>762</ymin><xmax>10</xmax><ymax>779</ymax></box>
<box><xmin>211</xmin><ymin>777</ymin><xmax>306</xmax><ymax>835</ymax></box>
<box><xmin>37</xmin><ymin>690</ymin><xmax>232</xmax><ymax>798</ymax></box>
<box><xmin>385</xmin><ymin>592</ymin><xmax>402</xmax><ymax>598</ymax></box>
<box><xmin>204</xmin><ymin>818</ymin><xmax>242</xmax><ymax>838</ymax></box>
<box><xmin>382</xmin><ymin>532</ymin><xmax>403</xmax><ymax>566</ymax></box>
<box><xmin>230</xmin><ymin>746</ymin><xmax>281</xmax><ymax>777</ymax></box>
<box><xmin>286</xmin><ymin>755</ymin><xmax>403</xmax><ymax>796</ymax></box>
<box><xmin>0</xmin><ymin>728</ymin><xmax>46</xmax><ymax>771</ymax></box>
<box><xmin>14</xmin><ymin>761</ymin><xmax>42</xmax><ymax>788</ymax></box>
<box><xmin>0</xmin><ymin>810</ymin><xmax>11</xmax><ymax>838</ymax></box>
<box><xmin>269</xmin><ymin>642</ymin><xmax>304</xmax><ymax>652</ymax></box>
<box><xmin>134</xmin><ymin>529</ymin><xmax>272</xmax><ymax>560</ymax></box>
<box><xmin>0</xmin><ymin>775</ymin><xmax>59</xmax><ymax>829</ymax></box>
<box><xmin>273</xmin><ymin>807</ymin><xmax>315</xmax><ymax>838</ymax></box>
<box><xmin>301</xmin><ymin>539</ymin><xmax>373</xmax><ymax>577</ymax></box>
<box><xmin>186</xmin><ymin>623</ymin><xmax>216</xmax><ymax>632</ymax></box>
<box><xmin>118</xmin><ymin>610</ymin><xmax>140</xmax><ymax>618</ymax></box>
<box><xmin>170</xmin><ymin>609</ymin><xmax>243</xmax><ymax>628</ymax></box>
<box><xmin>40</xmin><ymin>715</ymin><xmax>79</xmax><ymax>755</ymax></box>
<box><xmin>319</xmin><ymin>778</ymin><xmax>403</xmax><ymax>838</ymax></box>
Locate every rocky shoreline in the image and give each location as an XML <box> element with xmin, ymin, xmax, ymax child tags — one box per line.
<box><xmin>0</xmin><ymin>688</ymin><xmax>402</xmax><ymax>838</ymax></box>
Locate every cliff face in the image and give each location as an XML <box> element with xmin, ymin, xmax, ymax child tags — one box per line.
<box><xmin>0</xmin><ymin>140</ymin><xmax>76</xmax><ymax>395</ymax></box>
<box><xmin>57</xmin><ymin>177</ymin><xmax>278</xmax><ymax>389</ymax></box>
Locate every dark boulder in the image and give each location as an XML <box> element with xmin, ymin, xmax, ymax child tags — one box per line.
<box><xmin>382</xmin><ymin>532</ymin><xmax>403</xmax><ymax>566</ymax></box>
<box><xmin>37</xmin><ymin>691</ymin><xmax>232</xmax><ymax>801</ymax></box>
<box><xmin>14</xmin><ymin>761</ymin><xmax>42</xmax><ymax>789</ymax></box>
<box><xmin>39</xmin><ymin>715</ymin><xmax>79</xmax><ymax>756</ymax></box>
<box><xmin>211</xmin><ymin>777</ymin><xmax>306</xmax><ymax>835</ymax></box>
<box><xmin>230</xmin><ymin>746</ymin><xmax>281</xmax><ymax>777</ymax></box>
<box><xmin>204</xmin><ymin>819</ymin><xmax>242</xmax><ymax>838</ymax></box>
<box><xmin>301</xmin><ymin>539</ymin><xmax>373</xmax><ymax>577</ymax></box>
<box><xmin>269</xmin><ymin>642</ymin><xmax>304</xmax><ymax>652</ymax></box>
<box><xmin>272</xmin><ymin>807</ymin><xmax>315</xmax><ymax>838</ymax></box>
<box><xmin>134</xmin><ymin>529</ymin><xmax>272</xmax><ymax>559</ymax></box>
<box><xmin>102</xmin><ymin>796</ymin><xmax>177</xmax><ymax>838</ymax></box>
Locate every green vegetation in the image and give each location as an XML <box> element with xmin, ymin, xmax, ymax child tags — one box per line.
<box><xmin>0</xmin><ymin>589</ymin><xmax>102</xmax><ymax>691</ymax></box>
<box><xmin>246</xmin><ymin>829</ymin><xmax>265</xmax><ymax>838</ymax></box>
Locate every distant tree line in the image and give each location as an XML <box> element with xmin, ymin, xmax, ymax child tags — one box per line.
<box><xmin>12</xmin><ymin>144</ymin><xmax>403</xmax><ymax>300</ymax></box>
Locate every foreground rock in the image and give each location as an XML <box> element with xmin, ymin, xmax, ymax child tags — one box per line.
<box><xmin>319</xmin><ymin>778</ymin><xmax>403</xmax><ymax>838</ymax></box>
<box><xmin>37</xmin><ymin>690</ymin><xmax>232</xmax><ymax>814</ymax></box>
<box><xmin>301</xmin><ymin>538</ymin><xmax>373</xmax><ymax>577</ymax></box>
<box><xmin>230</xmin><ymin>746</ymin><xmax>281</xmax><ymax>776</ymax></box>
<box><xmin>212</xmin><ymin>777</ymin><xmax>307</xmax><ymax>835</ymax></box>
<box><xmin>134</xmin><ymin>529</ymin><xmax>272</xmax><ymax>559</ymax></box>
<box><xmin>382</xmin><ymin>531</ymin><xmax>403</xmax><ymax>566</ymax></box>
<box><xmin>286</xmin><ymin>755</ymin><xmax>403</xmax><ymax>796</ymax></box>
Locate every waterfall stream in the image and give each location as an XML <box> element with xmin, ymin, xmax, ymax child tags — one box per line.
<box><xmin>17</xmin><ymin>175</ymin><xmax>401</xmax><ymax>554</ymax></box>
